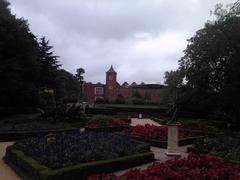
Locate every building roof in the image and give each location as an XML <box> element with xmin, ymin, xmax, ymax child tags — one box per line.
<box><xmin>107</xmin><ymin>65</ymin><xmax>116</xmax><ymax>73</ymax></box>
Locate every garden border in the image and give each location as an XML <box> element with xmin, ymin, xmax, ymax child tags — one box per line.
<box><xmin>187</xmin><ymin>147</ymin><xmax>240</xmax><ymax>165</ymax></box>
<box><xmin>129</xmin><ymin>135</ymin><xmax>204</xmax><ymax>148</ymax></box>
<box><xmin>4</xmin><ymin>146</ymin><xmax>154</xmax><ymax>180</ymax></box>
<box><xmin>0</xmin><ymin>128</ymin><xmax>79</xmax><ymax>142</ymax></box>
<box><xmin>85</xmin><ymin>125</ymin><xmax>131</xmax><ymax>132</ymax></box>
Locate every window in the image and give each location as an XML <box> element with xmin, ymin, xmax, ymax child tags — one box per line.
<box><xmin>109</xmin><ymin>75</ymin><xmax>113</xmax><ymax>80</ymax></box>
<box><xmin>108</xmin><ymin>86</ymin><xmax>113</xmax><ymax>90</ymax></box>
<box><xmin>95</xmin><ymin>87</ymin><xmax>104</xmax><ymax>95</ymax></box>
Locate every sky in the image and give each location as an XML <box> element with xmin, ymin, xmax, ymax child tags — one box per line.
<box><xmin>9</xmin><ymin>0</ymin><xmax>234</xmax><ymax>84</ymax></box>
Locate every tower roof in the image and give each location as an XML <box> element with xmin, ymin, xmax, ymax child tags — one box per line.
<box><xmin>107</xmin><ymin>65</ymin><xmax>116</xmax><ymax>73</ymax></box>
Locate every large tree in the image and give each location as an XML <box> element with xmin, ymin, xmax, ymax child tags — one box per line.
<box><xmin>168</xmin><ymin>1</ymin><xmax>240</xmax><ymax>124</ymax></box>
<box><xmin>0</xmin><ymin>0</ymin><xmax>40</xmax><ymax>107</ymax></box>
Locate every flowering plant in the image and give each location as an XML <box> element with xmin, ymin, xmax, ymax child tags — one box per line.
<box><xmin>124</xmin><ymin>124</ymin><xmax>202</xmax><ymax>141</ymax></box>
<box><xmin>86</xmin><ymin>116</ymin><xmax>129</xmax><ymax>128</ymax></box>
<box><xmin>88</xmin><ymin>153</ymin><xmax>240</xmax><ymax>180</ymax></box>
<box><xmin>14</xmin><ymin>132</ymin><xmax>147</xmax><ymax>169</ymax></box>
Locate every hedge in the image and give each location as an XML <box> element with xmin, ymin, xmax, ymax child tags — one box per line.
<box><xmin>129</xmin><ymin>135</ymin><xmax>204</xmax><ymax>148</ymax></box>
<box><xmin>85</xmin><ymin>125</ymin><xmax>131</xmax><ymax>133</ymax></box>
<box><xmin>85</xmin><ymin>108</ymin><xmax>116</xmax><ymax>115</ymax></box>
<box><xmin>4</xmin><ymin>146</ymin><xmax>154</xmax><ymax>180</ymax></box>
<box><xmin>187</xmin><ymin>147</ymin><xmax>240</xmax><ymax>165</ymax></box>
<box><xmin>0</xmin><ymin>128</ymin><xmax>79</xmax><ymax>142</ymax></box>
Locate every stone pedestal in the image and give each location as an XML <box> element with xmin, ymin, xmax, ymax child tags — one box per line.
<box><xmin>166</xmin><ymin>123</ymin><xmax>181</xmax><ymax>156</ymax></box>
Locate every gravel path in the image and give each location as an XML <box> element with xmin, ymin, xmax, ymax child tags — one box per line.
<box><xmin>131</xmin><ymin>118</ymin><xmax>162</xmax><ymax>126</ymax></box>
<box><xmin>0</xmin><ymin>142</ymin><xmax>21</xmax><ymax>180</ymax></box>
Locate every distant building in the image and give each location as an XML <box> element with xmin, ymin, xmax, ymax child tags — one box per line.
<box><xmin>83</xmin><ymin>65</ymin><xmax>165</xmax><ymax>103</ymax></box>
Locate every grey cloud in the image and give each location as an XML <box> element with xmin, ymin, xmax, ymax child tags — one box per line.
<box><xmin>9</xmin><ymin>0</ymin><xmax>235</xmax><ymax>84</ymax></box>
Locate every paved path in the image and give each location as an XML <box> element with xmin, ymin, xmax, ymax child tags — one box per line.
<box><xmin>115</xmin><ymin>145</ymin><xmax>191</xmax><ymax>176</ymax></box>
<box><xmin>114</xmin><ymin>118</ymin><xmax>190</xmax><ymax>176</ymax></box>
<box><xmin>0</xmin><ymin>142</ymin><xmax>21</xmax><ymax>180</ymax></box>
<box><xmin>131</xmin><ymin>118</ymin><xmax>162</xmax><ymax>126</ymax></box>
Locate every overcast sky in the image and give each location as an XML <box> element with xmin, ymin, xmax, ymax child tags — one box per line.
<box><xmin>9</xmin><ymin>0</ymin><xmax>234</xmax><ymax>84</ymax></box>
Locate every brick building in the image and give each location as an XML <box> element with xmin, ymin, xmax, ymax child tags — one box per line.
<box><xmin>83</xmin><ymin>65</ymin><xmax>165</xmax><ymax>103</ymax></box>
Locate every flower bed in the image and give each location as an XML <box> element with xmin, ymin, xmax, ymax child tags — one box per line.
<box><xmin>188</xmin><ymin>135</ymin><xmax>240</xmax><ymax>163</ymax></box>
<box><xmin>85</xmin><ymin>115</ymin><xmax>130</xmax><ymax>132</ymax></box>
<box><xmin>88</xmin><ymin>153</ymin><xmax>240</xmax><ymax>180</ymax></box>
<box><xmin>4</xmin><ymin>132</ymin><xmax>154</xmax><ymax>179</ymax></box>
<box><xmin>13</xmin><ymin>132</ymin><xmax>148</xmax><ymax>169</ymax></box>
<box><xmin>123</xmin><ymin>124</ymin><xmax>204</xmax><ymax>148</ymax></box>
<box><xmin>125</xmin><ymin>124</ymin><xmax>202</xmax><ymax>141</ymax></box>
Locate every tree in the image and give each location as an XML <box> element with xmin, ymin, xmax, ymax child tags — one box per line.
<box><xmin>75</xmin><ymin>68</ymin><xmax>85</xmax><ymax>101</ymax></box>
<box><xmin>0</xmin><ymin>0</ymin><xmax>40</xmax><ymax>107</ymax></box>
<box><xmin>55</xmin><ymin>69</ymin><xmax>80</xmax><ymax>102</ymax></box>
<box><xmin>38</xmin><ymin>37</ymin><xmax>61</xmax><ymax>88</ymax></box>
<box><xmin>175</xmin><ymin>1</ymin><xmax>240</xmax><ymax>124</ymax></box>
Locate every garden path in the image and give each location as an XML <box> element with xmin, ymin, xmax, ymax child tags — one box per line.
<box><xmin>131</xmin><ymin>118</ymin><xmax>162</xmax><ymax>126</ymax></box>
<box><xmin>114</xmin><ymin>145</ymin><xmax>191</xmax><ymax>176</ymax></box>
<box><xmin>0</xmin><ymin>142</ymin><xmax>21</xmax><ymax>180</ymax></box>
<box><xmin>114</xmin><ymin>118</ymin><xmax>191</xmax><ymax>176</ymax></box>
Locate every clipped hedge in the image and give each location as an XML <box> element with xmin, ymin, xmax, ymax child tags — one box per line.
<box><xmin>187</xmin><ymin>147</ymin><xmax>240</xmax><ymax>165</ymax></box>
<box><xmin>129</xmin><ymin>135</ymin><xmax>204</xmax><ymax>148</ymax></box>
<box><xmin>85</xmin><ymin>108</ymin><xmax>116</xmax><ymax>115</ymax></box>
<box><xmin>85</xmin><ymin>125</ymin><xmax>131</xmax><ymax>133</ymax></box>
<box><xmin>4</xmin><ymin>146</ymin><xmax>154</xmax><ymax>180</ymax></box>
<box><xmin>0</xmin><ymin>128</ymin><xmax>79</xmax><ymax>142</ymax></box>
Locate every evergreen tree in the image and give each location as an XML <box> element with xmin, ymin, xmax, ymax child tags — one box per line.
<box><xmin>75</xmin><ymin>68</ymin><xmax>85</xmax><ymax>101</ymax></box>
<box><xmin>38</xmin><ymin>37</ymin><xmax>61</xmax><ymax>88</ymax></box>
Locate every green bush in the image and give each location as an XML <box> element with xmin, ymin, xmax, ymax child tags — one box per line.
<box><xmin>188</xmin><ymin>136</ymin><xmax>240</xmax><ymax>162</ymax></box>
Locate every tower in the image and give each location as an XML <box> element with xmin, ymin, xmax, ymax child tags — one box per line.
<box><xmin>105</xmin><ymin>65</ymin><xmax>117</xmax><ymax>98</ymax></box>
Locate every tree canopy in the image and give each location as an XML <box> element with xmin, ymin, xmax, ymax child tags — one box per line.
<box><xmin>0</xmin><ymin>0</ymin><xmax>81</xmax><ymax>107</ymax></box>
<box><xmin>165</xmin><ymin>1</ymin><xmax>240</xmax><ymax>124</ymax></box>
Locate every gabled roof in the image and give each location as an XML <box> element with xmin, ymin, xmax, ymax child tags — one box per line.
<box><xmin>107</xmin><ymin>65</ymin><xmax>116</xmax><ymax>73</ymax></box>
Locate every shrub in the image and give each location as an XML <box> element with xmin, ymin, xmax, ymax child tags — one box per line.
<box><xmin>88</xmin><ymin>153</ymin><xmax>240</xmax><ymax>180</ymax></box>
<box><xmin>189</xmin><ymin>136</ymin><xmax>240</xmax><ymax>162</ymax></box>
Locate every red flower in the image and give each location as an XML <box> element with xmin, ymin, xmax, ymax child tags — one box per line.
<box><xmin>88</xmin><ymin>153</ymin><xmax>240</xmax><ymax>180</ymax></box>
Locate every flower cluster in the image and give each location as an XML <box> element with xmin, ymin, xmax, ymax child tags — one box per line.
<box><xmin>88</xmin><ymin>153</ymin><xmax>240</xmax><ymax>180</ymax></box>
<box><xmin>86</xmin><ymin>118</ymin><xmax>129</xmax><ymax>128</ymax></box>
<box><xmin>124</xmin><ymin>124</ymin><xmax>201</xmax><ymax>141</ymax></box>
<box><xmin>14</xmin><ymin>132</ymin><xmax>148</xmax><ymax>169</ymax></box>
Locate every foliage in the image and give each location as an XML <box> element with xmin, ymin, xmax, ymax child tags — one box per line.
<box><xmin>86</xmin><ymin>115</ymin><xmax>129</xmax><ymax>128</ymax></box>
<box><xmin>124</xmin><ymin>124</ymin><xmax>203</xmax><ymax>141</ymax></box>
<box><xmin>0</xmin><ymin>114</ymin><xmax>72</xmax><ymax>132</ymax></box>
<box><xmin>0</xmin><ymin>0</ymin><xmax>40</xmax><ymax>107</ymax></box>
<box><xmin>0</xmin><ymin>0</ymin><xmax>80</xmax><ymax>108</ymax></box>
<box><xmin>13</xmin><ymin>132</ymin><xmax>149</xmax><ymax>169</ymax></box>
<box><xmin>38</xmin><ymin>37</ymin><xmax>61</xmax><ymax>88</ymax></box>
<box><xmin>75</xmin><ymin>67</ymin><xmax>85</xmax><ymax>101</ymax></box>
<box><xmin>164</xmin><ymin>1</ymin><xmax>240</xmax><ymax>125</ymax></box>
<box><xmin>190</xmin><ymin>135</ymin><xmax>240</xmax><ymax>162</ymax></box>
<box><xmin>89</xmin><ymin>153</ymin><xmax>240</xmax><ymax>180</ymax></box>
<box><xmin>55</xmin><ymin>69</ymin><xmax>80</xmax><ymax>102</ymax></box>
